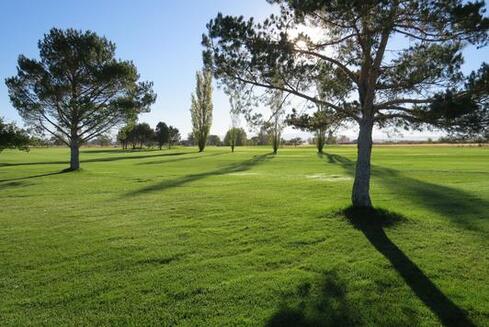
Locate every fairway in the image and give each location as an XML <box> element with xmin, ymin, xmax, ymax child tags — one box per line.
<box><xmin>1</xmin><ymin>145</ymin><xmax>489</xmax><ymax>326</ymax></box>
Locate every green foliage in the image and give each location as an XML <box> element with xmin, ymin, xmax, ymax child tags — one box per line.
<box><xmin>426</xmin><ymin>63</ymin><xmax>488</xmax><ymax>140</ymax></box>
<box><xmin>117</xmin><ymin>123</ymin><xmax>135</xmax><ymax>150</ymax></box>
<box><xmin>132</xmin><ymin>123</ymin><xmax>155</xmax><ymax>148</ymax></box>
<box><xmin>287</xmin><ymin>106</ymin><xmax>342</xmax><ymax>152</ymax></box>
<box><xmin>168</xmin><ymin>126</ymin><xmax>181</xmax><ymax>149</ymax></box>
<box><xmin>190</xmin><ymin>70</ymin><xmax>213</xmax><ymax>152</ymax></box>
<box><xmin>224</xmin><ymin>128</ymin><xmax>247</xmax><ymax>147</ymax></box>
<box><xmin>204</xmin><ymin>0</ymin><xmax>488</xmax><ymax>126</ymax></box>
<box><xmin>155</xmin><ymin>122</ymin><xmax>170</xmax><ymax>149</ymax></box>
<box><xmin>207</xmin><ymin>135</ymin><xmax>222</xmax><ymax>146</ymax></box>
<box><xmin>91</xmin><ymin>134</ymin><xmax>112</xmax><ymax>147</ymax></box>
<box><xmin>249</xmin><ymin>127</ymin><xmax>270</xmax><ymax>145</ymax></box>
<box><xmin>117</xmin><ymin>123</ymin><xmax>154</xmax><ymax>149</ymax></box>
<box><xmin>265</xmin><ymin>90</ymin><xmax>287</xmax><ymax>154</ymax></box>
<box><xmin>283</xmin><ymin>137</ymin><xmax>303</xmax><ymax>146</ymax></box>
<box><xmin>204</xmin><ymin>0</ymin><xmax>489</xmax><ymax>206</ymax></box>
<box><xmin>5</xmin><ymin>28</ymin><xmax>156</xmax><ymax>169</ymax></box>
<box><xmin>0</xmin><ymin>118</ymin><xmax>30</xmax><ymax>153</ymax></box>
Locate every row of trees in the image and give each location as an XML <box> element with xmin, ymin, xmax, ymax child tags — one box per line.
<box><xmin>186</xmin><ymin>53</ymin><xmax>344</xmax><ymax>153</ymax></box>
<box><xmin>117</xmin><ymin>122</ymin><xmax>180</xmax><ymax>150</ymax></box>
<box><xmin>1</xmin><ymin>27</ymin><xmax>349</xmax><ymax>161</ymax></box>
<box><xmin>185</xmin><ymin>129</ymin><xmax>247</xmax><ymax>147</ymax></box>
<box><xmin>0</xmin><ymin>118</ymin><xmax>30</xmax><ymax>154</ymax></box>
<box><xmin>4</xmin><ymin>0</ymin><xmax>488</xmax><ymax>210</ymax></box>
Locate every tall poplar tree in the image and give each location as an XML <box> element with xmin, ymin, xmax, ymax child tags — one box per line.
<box><xmin>190</xmin><ymin>70</ymin><xmax>213</xmax><ymax>152</ymax></box>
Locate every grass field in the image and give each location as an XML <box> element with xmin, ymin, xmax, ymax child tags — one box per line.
<box><xmin>1</xmin><ymin>145</ymin><xmax>488</xmax><ymax>326</ymax></box>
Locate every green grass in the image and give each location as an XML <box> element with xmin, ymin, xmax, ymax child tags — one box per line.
<box><xmin>1</xmin><ymin>145</ymin><xmax>488</xmax><ymax>326</ymax></box>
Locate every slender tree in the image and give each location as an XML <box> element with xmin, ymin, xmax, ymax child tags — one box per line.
<box><xmin>6</xmin><ymin>28</ymin><xmax>156</xmax><ymax>170</ymax></box>
<box><xmin>287</xmin><ymin>105</ymin><xmax>342</xmax><ymax>153</ymax></box>
<box><xmin>203</xmin><ymin>0</ymin><xmax>488</xmax><ymax>208</ymax></box>
<box><xmin>155</xmin><ymin>122</ymin><xmax>170</xmax><ymax>150</ymax></box>
<box><xmin>190</xmin><ymin>70</ymin><xmax>213</xmax><ymax>152</ymax></box>
<box><xmin>0</xmin><ymin>118</ymin><xmax>30</xmax><ymax>154</ymax></box>
<box><xmin>224</xmin><ymin>128</ymin><xmax>247</xmax><ymax>148</ymax></box>
<box><xmin>117</xmin><ymin>123</ymin><xmax>134</xmax><ymax>150</ymax></box>
<box><xmin>226</xmin><ymin>87</ymin><xmax>248</xmax><ymax>152</ymax></box>
<box><xmin>168</xmin><ymin>126</ymin><xmax>181</xmax><ymax>149</ymax></box>
<box><xmin>267</xmin><ymin>90</ymin><xmax>287</xmax><ymax>154</ymax></box>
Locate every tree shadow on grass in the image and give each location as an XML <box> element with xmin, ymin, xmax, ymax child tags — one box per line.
<box><xmin>0</xmin><ymin>180</ymin><xmax>30</xmax><ymax>191</ymax></box>
<box><xmin>341</xmin><ymin>206</ymin><xmax>475</xmax><ymax>327</ymax></box>
<box><xmin>79</xmin><ymin>148</ymin><xmax>161</xmax><ymax>154</ymax></box>
<box><xmin>137</xmin><ymin>152</ymin><xmax>227</xmax><ymax>166</ymax></box>
<box><xmin>124</xmin><ymin>153</ymin><xmax>273</xmax><ymax>197</ymax></box>
<box><xmin>323</xmin><ymin>153</ymin><xmax>489</xmax><ymax>232</ymax></box>
<box><xmin>266</xmin><ymin>271</ymin><xmax>363</xmax><ymax>327</ymax></box>
<box><xmin>0</xmin><ymin>151</ymin><xmax>194</xmax><ymax>167</ymax></box>
<box><xmin>0</xmin><ymin>169</ymin><xmax>71</xmax><ymax>183</ymax></box>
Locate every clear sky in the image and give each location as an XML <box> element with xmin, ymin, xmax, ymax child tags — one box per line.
<box><xmin>0</xmin><ymin>1</ymin><xmax>487</xmax><ymax>141</ymax></box>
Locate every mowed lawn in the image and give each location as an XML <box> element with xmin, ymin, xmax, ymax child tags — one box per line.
<box><xmin>1</xmin><ymin>145</ymin><xmax>488</xmax><ymax>326</ymax></box>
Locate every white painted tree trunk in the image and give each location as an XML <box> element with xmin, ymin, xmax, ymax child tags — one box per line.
<box><xmin>352</xmin><ymin>119</ymin><xmax>374</xmax><ymax>208</ymax></box>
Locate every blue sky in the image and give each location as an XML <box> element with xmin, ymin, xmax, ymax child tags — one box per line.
<box><xmin>0</xmin><ymin>1</ymin><xmax>487</xmax><ymax>140</ymax></box>
<box><xmin>0</xmin><ymin>0</ymin><xmax>269</xmax><ymax>138</ymax></box>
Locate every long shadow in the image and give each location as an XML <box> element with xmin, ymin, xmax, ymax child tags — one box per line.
<box><xmin>137</xmin><ymin>152</ymin><xmax>227</xmax><ymax>166</ymax></box>
<box><xmin>80</xmin><ymin>148</ymin><xmax>162</xmax><ymax>154</ymax></box>
<box><xmin>0</xmin><ymin>180</ymin><xmax>29</xmax><ymax>191</ymax></box>
<box><xmin>323</xmin><ymin>153</ymin><xmax>489</xmax><ymax>232</ymax></box>
<box><xmin>342</xmin><ymin>207</ymin><xmax>475</xmax><ymax>327</ymax></box>
<box><xmin>266</xmin><ymin>271</ymin><xmax>364</xmax><ymax>326</ymax></box>
<box><xmin>0</xmin><ymin>169</ymin><xmax>71</xmax><ymax>183</ymax></box>
<box><xmin>0</xmin><ymin>151</ymin><xmax>194</xmax><ymax>167</ymax></box>
<box><xmin>124</xmin><ymin>153</ymin><xmax>273</xmax><ymax>197</ymax></box>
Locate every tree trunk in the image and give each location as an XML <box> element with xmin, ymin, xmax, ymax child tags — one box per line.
<box><xmin>70</xmin><ymin>141</ymin><xmax>80</xmax><ymax>171</ymax></box>
<box><xmin>231</xmin><ymin>143</ymin><xmax>235</xmax><ymax>152</ymax></box>
<box><xmin>272</xmin><ymin>134</ymin><xmax>279</xmax><ymax>154</ymax></box>
<box><xmin>352</xmin><ymin>119</ymin><xmax>374</xmax><ymax>208</ymax></box>
<box><xmin>317</xmin><ymin>129</ymin><xmax>325</xmax><ymax>153</ymax></box>
<box><xmin>198</xmin><ymin>136</ymin><xmax>206</xmax><ymax>152</ymax></box>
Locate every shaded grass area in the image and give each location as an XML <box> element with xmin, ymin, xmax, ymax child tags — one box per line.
<box><xmin>1</xmin><ymin>145</ymin><xmax>488</xmax><ymax>326</ymax></box>
<box><xmin>324</xmin><ymin>153</ymin><xmax>489</xmax><ymax>232</ymax></box>
<box><xmin>344</xmin><ymin>207</ymin><xmax>474</xmax><ymax>327</ymax></box>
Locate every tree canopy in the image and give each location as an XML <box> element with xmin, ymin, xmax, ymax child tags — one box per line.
<box><xmin>207</xmin><ymin>134</ymin><xmax>222</xmax><ymax>146</ymax></box>
<box><xmin>224</xmin><ymin>127</ymin><xmax>247</xmax><ymax>147</ymax></box>
<box><xmin>0</xmin><ymin>118</ymin><xmax>30</xmax><ymax>154</ymax></box>
<box><xmin>203</xmin><ymin>0</ymin><xmax>489</xmax><ymax>207</ymax></box>
<box><xmin>155</xmin><ymin>122</ymin><xmax>170</xmax><ymax>149</ymax></box>
<box><xmin>6</xmin><ymin>28</ymin><xmax>156</xmax><ymax>170</ymax></box>
<box><xmin>190</xmin><ymin>70</ymin><xmax>213</xmax><ymax>152</ymax></box>
<box><xmin>287</xmin><ymin>105</ymin><xmax>342</xmax><ymax>153</ymax></box>
<box><xmin>428</xmin><ymin>63</ymin><xmax>489</xmax><ymax>140</ymax></box>
<box><xmin>168</xmin><ymin>126</ymin><xmax>181</xmax><ymax>149</ymax></box>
